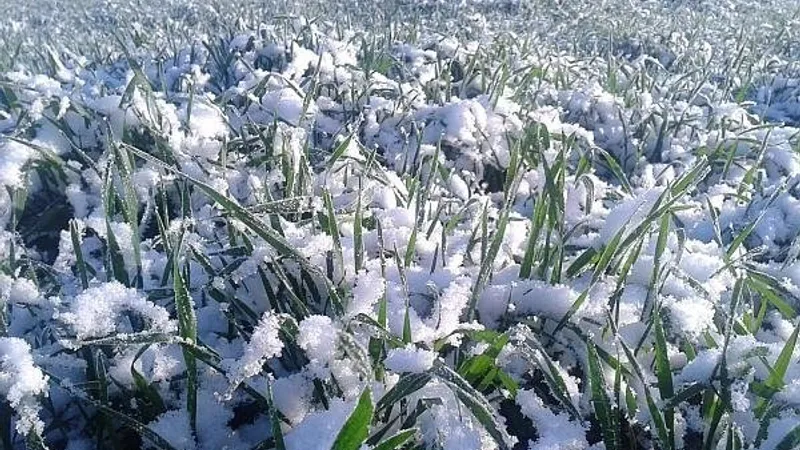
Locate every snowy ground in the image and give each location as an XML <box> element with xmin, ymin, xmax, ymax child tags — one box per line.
<box><xmin>1</xmin><ymin>0</ymin><xmax>800</xmax><ymax>449</ymax></box>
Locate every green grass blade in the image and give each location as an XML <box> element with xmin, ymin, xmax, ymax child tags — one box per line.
<box><xmin>69</xmin><ymin>220</ymin><xmax>89</xmax><ymax>289</ymax></box>
<box><xmin>775</xmin><ymin>424</ymin><xmax>800</xmax><ymax>450</ymax></box>
<box><xmin>373</xmin><ymin>428</ymin><xmax>416</xmax><ymax>450</ymax></box>
<box><xmin>376</xmin><ymin>372</ymin><xmax>432</xmax><ymax>414</ymax></box>
<box><xmin>112</xmin><ymin>142</ymin><xmax>143</xmax><ymax>288</ymax></box>
<box><xmin>764</xmin><ymin>319</ymin><xmax>800</xmax><ymax>394</ymax></box>
<box><xmin>323</xmin><ymin>190</ymin><xmax>344</xmax><ymax>280</ymax></box>
<box><xmin>265</xmin><ymin>381</ymin><xmax>286</xmax><ymax>450</ymax></box>
<box><xmin>586</xmin><ymin>341</ymin><xmax>618</xmax><ymax>450</ymax></box>
<box><xmin>332</xmin><ymin>388</ymin><xmax>373</xmax><ymax>450</ymax></box>
<box><xmin>354</xmin><ymin>182</ymin><xmax>364</xmax><ymax>273</ymax></box>
<box><xmin>654</xmin><ymin>309</ymin><xmax>675</xmax><ymax>450</ymax></box>
<box><xmin>466</xmin><ymin>203</ymin><xmax>511</xmax><ymax>322</ymax></box>
<box><xmin>173</xmin><ymin>236</ymin><xmax>198</xmax><ymax>434</ymax></box>
<box><xmin>433</xmin><ymin>363</ymin><xmax>512</xmax><ymax>450</ymax></box>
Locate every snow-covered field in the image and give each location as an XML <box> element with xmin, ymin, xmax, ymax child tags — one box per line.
<box><xmin>2</xmin><ymin>0</ymin><xmax>800</xmax><ymax>449</ymax></box>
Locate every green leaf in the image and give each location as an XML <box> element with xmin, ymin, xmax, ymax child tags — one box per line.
<box><xmin>323</xmin><ymin>190</ymin><xmax>344</xmax><ymax>279</ymax></box>
<box><xmin>597</xmin><ymin>147</ymin><xmax>632</xmax><ymax>194</ymax></box>
<box><xmin>354</xmin><ymin>182</ymin><xmax>364</xmax><ymax>272</ymax></box>
<box><xmin>466</xmin><ymin>201</ymin><xmax>512</xmax><ymax>322</ymax></box>
<box><xmin>332</xmin><ymin>388</ymin><xmax>373</xmax><ymax>450</ymax></box>
<box><xmin>654</xmin><ymin>309</ymin><xmax>675</xmax><ymax>450</ymax></box>
<box><xmin>614</xmin><ymin>326</ymin><xmax>670</xmax><ymax>450</ymax></box>
<box><xmin>102</xmin><ymin>160</ymin><xmax>129</xmax><ymax>286</ymax></box>
<box><xmin>776</xmin><ymin>423</ymin><xmax>800</xmax><ymax>450</ymax></box>
<box><xmin>327</xmin><ymin>133</ymin><xmax>355</xmax><ymax>169</ymax></box>
<box><xmin>373</xmin><ymin>429</ymin><xmax>417</xmax><ymax>450</ymax></box>
<box><xmin>25</xmin><ymin>431</ymin><xmax>49</xmax><ymax>450</ymax></box>
<box><xmin>726</xmin><ymin>181</ymin><xmax>786</xmax><ymax>259</ymax></box>
<box><xmin>517</xmin><ymin>339</ymin><xmax>580</xmax><ymax>420</ymax></box>
<box><xmin>764</xmin><ymin>319</ymin><xmax>800</xmax><ymax>394</ymax></box>
<box><xmin>556</xmin><ymin>225</ymin><xmax>624</xmax><ymax>333</ymax></box>
<box><xmin>130</xmin><ymin>345</ymin><xmax>166</xmax><ymax>422</ymax></box>
<box><xmin>112</xmin><ymin>143</ymin><xmax>143</xmax><ymax>288</ymax></box>
<box><xmin>519</xmin><ymin>194</ymin><xmax>547</xmax><ymax>279</ymax></box>
<box><xmin>664</xmin><ymin>383</ymin><xmax>707</xmax><ymax>409</ymax></box>
<box><xmin>586</xmin><ymin>341</ymin><xmax>618</xmax><ymax>450</ymax></box>
<box><xmin>376</xmin><ymin>372</ymin><xmax>432</xmax><ymax>414</ymax></box>
<box><xmin>105</xmin><ymin>217</ymin><xmax>130</xmax><ymax>286</ymax></box>
<box><xmin>434</xmin><ymin>363</ymin><xmax>513</xmax><ymax>450</ymax></box>
<box><xmin>173</xmin><ymin>236</ymin><xmax>198</xmax><ymax>434</ymax></box>
<box><xmin>266</xmin><ymin>381</ymin><xmax>286</xmax><ymax>450</ymax></box>
<box><xmin>69</xmin><ymin>220</ymin><xmax>89</xmax><ymax>289</ymax></box>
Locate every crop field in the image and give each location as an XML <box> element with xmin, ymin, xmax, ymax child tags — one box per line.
<box><xmin>2</xmin><ymin>0</ymin><xmax>800</xmax><ymax>449</ymax></box>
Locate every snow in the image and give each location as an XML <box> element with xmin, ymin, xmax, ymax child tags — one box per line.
<box><xmin>58</xmin><ymin>281</ymin><xmax>176</xmax><ymax>340</ymax></box>
<box><xmin>284</xmin><ymin>398</ymin><xmax>356</xmax><ymax>450</ymax></box>
<box><xmin>147</xmin><ymin>409</ymin><xmax>196</xmax><ymax>450</ymax></box>
<box><xmin>0</xmin><ymin>338</ymin><xmax>48</xmax><ymax>436</ymax></box>
<box><xmin>223</xmin><ymin>311</ymin><xmax>283</xmax><ymax>391</ymax></box>
<box><xmin>675</xmin><ymin>349</ymin><xmax>721</xmax><ymax>385</ymax></box>
<box><xmin>347</xmin><ymin>268</ymin><xmax>386</xmax><ymax>318</ymax></box>
<box><xmin>663</xmin><ymin>295</ymin><xmax>716</xmax><ymax>337</ymax></box>
<box><xmin>416</xmin><ymin>380</ymin><xmax>498</xmax><ymax>450</ymax></box>
<box><xmin>297</xmin><ymin>315</ymin><xmax>339</xmax><ymax>376</ymax></box>
<box><xmin>384</xmin><ymin>344</ymin><xmax>436</xmax><ymax>373</ymax></box>
<box><xmin>0</xmin><ymin>276</ymin><xmax>42</xmax><ymax>305</ymax></box>
<box><xmin>272</xmin><ymin>373</ymin><xmax>312</xmax><ymax>424</ymax></box>
<box><xmin>0</xmin><ymin>140</ymin><xmax>33</xmax><ymax>188</ymax></box>
<box><xmin>479</xmin><ymin>279</ymin><xmax>580</xmax><ymax>326</ymax></box>
<box><xmin>598</xmin><ymin>187</ymin><xmax>665</xmax><ymax>246</ymax></box>
<box><xmin>516</xmin><ymin>389</ymin><xmax>588</xmax><ymax>450</ymax></box>
<box><xmin>449</xmin><ymin>172</ymin><xmax>470</xmax><ymax>201</ymax></box>
<box><xmin>259</xmin><ymin>88</ymin><xmax>315</xmax><ymax>126</ymax></box>
<box><xmin>3</xmin><ymin>0</ymin><xmax>800</xmax><ymax>448</ymax></box>
<box><xmin>756</xmin><ymin>412</ymin><xmax>800</xmax><ymax>450</ymax></box>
